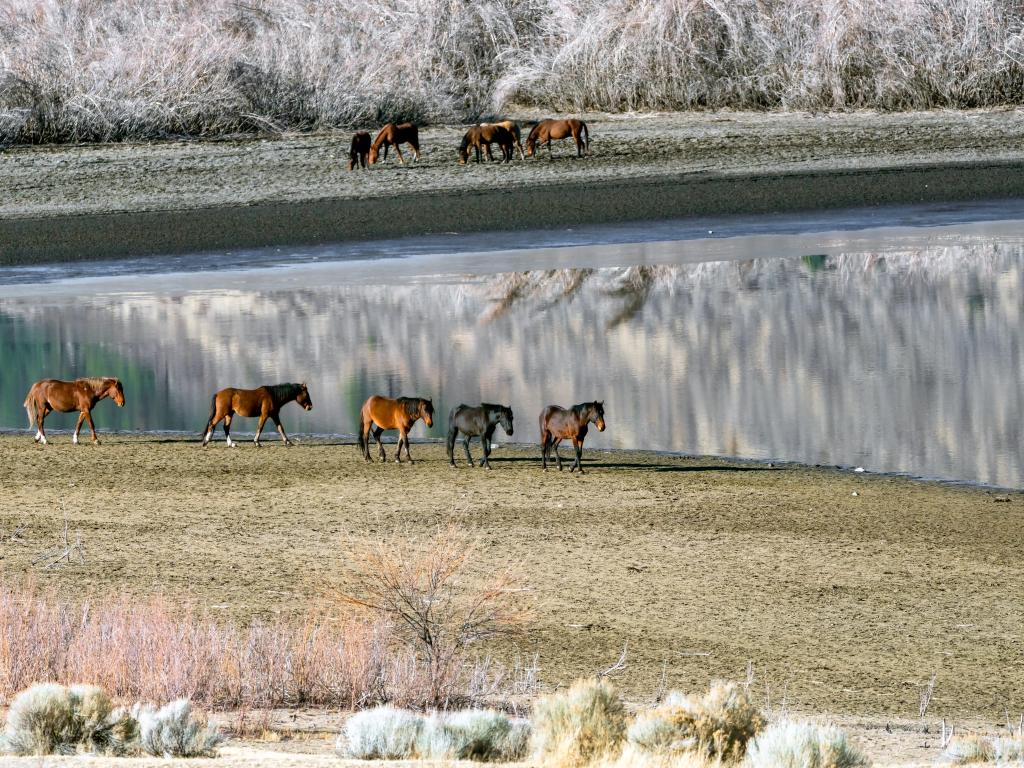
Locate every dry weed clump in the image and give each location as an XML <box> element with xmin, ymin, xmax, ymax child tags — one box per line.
<box><xmin>136</xmin><ymin>699</ymin><xmax>223</xmax><ymax>758</ymax></box>
<box><xmin>744</xmin><ymin>720</ymin><xmax>868</xmax><ymax>768</ymax></box>
<box><xmin>628</xmin><ymin>682</ymin><xmax>764</xmax><ymax>762</ymax></box>
<box><xmin>945</xmin><ymin>733</ymin><xmax>998</xmax><ymax>764</ymax></box>
<box><xmin>531</xmin><ymin>677</ymin><xmax>628</xmax><ymax>768</ymax></box>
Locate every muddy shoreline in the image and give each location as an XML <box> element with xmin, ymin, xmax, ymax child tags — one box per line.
<box><xmin>5</xmin><ymin>110</ymin><xmax>1024</xmax><ymax>265</ymax></box>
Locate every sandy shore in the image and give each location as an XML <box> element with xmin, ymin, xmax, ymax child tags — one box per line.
<box><xmin>4</xmin><ymin>110</ymin><xmax>1024</xmax><ymax>264</ymax></box>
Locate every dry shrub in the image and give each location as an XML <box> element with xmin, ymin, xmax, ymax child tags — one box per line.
<box><xmin>337</xmin><ymin>705</ymin><xmax>424</xmax><ymax>760</ymax></box>
<box><xmin>336</xmin><ymin>523</ymin><xmax>533</xmax><ymax>707</ymax></box>
<box><xmin>531</xmin><ymin>677</ymin><xmax>628</xmax><ymax>768</ymax></box>
<box><xmin>5</xmin><ymin>0</ymin><xmax>1024</xmax><ymax>144</ymax></box>
<box><xmin>136</xmin><ymin>699</ymin><xmax>223</xmax><ymax>758</ymax></box>
<box><xmin>419</xmin><ymin>708</ymin><xmax>531</xmax><ymax>761</ymax></box>
<box><xmin>993</xmin><ymin>736</ymin><xmax>1024</xmax><ymax>763</ymax></box>
<box><xmin>628</xmin><ymin>682</ymin><xmax>764</xmax><ymax>762</ymax></box>
<box><xmin>0</xmin><ymin>580</ymin><xmax>460</xmax><ymax>710</ymax></box>
<box><xmin>0</xmin><ymin>682</ymin><xmax>136</xmax><ymax>756</ymax></box>
<box><xmin>744</xmin><ymin>720</ymin><xmax>868</xmax><ymax>768</ymax></box>
<box><xmin>945</xmin><ymin>733</ymin><xmax>997</xmax><ymax>764</ymax></box>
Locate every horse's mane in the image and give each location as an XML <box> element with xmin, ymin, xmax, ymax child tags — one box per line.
<box><xmin>267</xmin><ymin>382</ymin><xmax>304</xmax><ymax>404</ymax></box>
<box><xmin>459</xmin><ymin>129</ymin><xmax>473</xmax><ymax>154</ymax></box>
<box><xmin>76</xmin><ymin>377</ymin><xmax>115</xmax><ymax>390</ymax></box>
<box><xmin>482</xmin><ymin>402</ymin><xmax>510</xmax><ymax>415</ymax></box>
<box><xmin>526</xmin><ymin>121</ymin><xmax>544</xmax><ymax>143</ymax></box>
<box><xmin>572</xmin><ymin>401</ymin><xmax>601</xmax><ymax>415</ymax></box>
<box><xmin>397</xmin><ymin>397</ymin><xmax>424</xmax><ymax>418</ymax></box>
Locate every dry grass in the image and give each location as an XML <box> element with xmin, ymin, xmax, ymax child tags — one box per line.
<box><xmin>531</xmin><ymin>678</ymin><xmax>628</xmax><ymax>768</ymax></box>
<box><xmin>4</xmin><ymin>0</ymin><xmax>1024</xmax><ymax>143</ymax></box>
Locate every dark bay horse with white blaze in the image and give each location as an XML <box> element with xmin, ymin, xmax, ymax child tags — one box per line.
<box><xmin>447</xmin><ymin>403</ymin><xmax>514</xmax><ymax>468</ymax></box>
<box><xmin>358</xmin><ymin>395</ymin><xmax>434</xmax><ymax>463</ymax></box>
<box><xmin>540</xmin><ymin>401</ymin><xmax>605</xmax><ymax>473</ymax></box>
<box><xmin>24</xmin><ymin>377</ymin><xmax>125</xmax><ymax>445</ymax></box>
<box><xmin>202</xmin><ymin>383</ymin><xmax>312</xmax><ymax>448</ymax></box>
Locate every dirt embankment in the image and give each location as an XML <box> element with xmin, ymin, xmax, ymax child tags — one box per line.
<box><xmin>2</xmin><ymin>435</ymin><xmax>1021</xmax><ymax>722</ymax></box>
<box><xmin>4</xmin><ymin>110</ymin><xmax>1024</xmax><ymax>264</ymax></box>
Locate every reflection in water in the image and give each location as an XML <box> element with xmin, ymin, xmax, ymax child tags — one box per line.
<box><xmin>1</xmin><ymin>246</ymin><xmax>1021</xmax><ymax>488</ymax></box>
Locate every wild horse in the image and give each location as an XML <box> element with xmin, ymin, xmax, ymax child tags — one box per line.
<box><xmin>447</xmin><ymin>403</ymin><xmax>514</xmax><ymax>468</ymax></box>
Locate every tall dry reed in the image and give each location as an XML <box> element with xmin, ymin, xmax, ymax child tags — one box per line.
<box><xmin>3</xmin><ymin>0</ymin><xmax>1024</xmax><ymax>144</ymax></box>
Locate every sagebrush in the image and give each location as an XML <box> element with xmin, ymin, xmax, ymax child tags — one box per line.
<box><xmin>4</xmin><ymin>0</ymin><xmax>1024</xmax><ymax>143</ymax></box>
<box><xmin>744</xmin><ymin>720</ymin><xmax>868</xmax><ymax>768</ymax></box>
<box><xmin>136</xmin><ymin>699</ymin><xmax>223</xmax><ymax>758</ymax></box>
<box><xmin>531</xmin><ymin>677</ymin><xmax>628</xmax><ymax>768</ymax></box>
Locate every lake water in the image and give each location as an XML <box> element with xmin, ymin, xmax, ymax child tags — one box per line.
<box><xmin>2</xmin><ymin>202</ymin><xmax>1022</xmax><ymax>488</ymax></box>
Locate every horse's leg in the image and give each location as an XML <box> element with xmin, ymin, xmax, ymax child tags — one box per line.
<box><xmin>372</xmin><ymin>425</ymin><xmax>386</xmax><ymax>462</ymax></box>
<box><xmin>394</xmin><ymin>427</ymin><xmax>406</xmax><ymax>463</ymax></box>
<box><xmin>547</xmin><ymin>139</ymin><xmax>553</xmax><ymax>161</ymax></box>
<box><xmin>412</xmin><ymin>141</ymin><xmax>420</xmax><ymax>161</ymax></box>
<box><xmin>203</xmin><ymin>405</ymin><xmax>224</xmax><ymax>447</ymax></box>
<box><xmin>570</xmin><ymin>436</ymin><xmax>584</xmax><ymax>473</ymax></box>
<box><xmin>73</xmin><ymin>411</ymin><xmax>87</xmax><ymax>445</ymax></box>
<box><xmin>224</xmin><ymin>413</ymin><xmax>236</xmax><ymax>448</ymax></box>
<box><xmin>446</xmin><ymin>423</ymin><xmax>458</xmax><ymax>466</ymax></box>
<box><xmin>482</xmin><ymin>434</ymin><xmax>492</xmax><ymax>469</ymax></box>
<box><xmin>540</xmin><ymin>429</ymin><xmax>550</xmax><ymax>470</ymax></box>
<box><xmin>85</xmin><ymin>409</ymin><xmax>100</xmax><ymax>444</ymax></box>
<box><xmin>37</xmin><ymin>404</ymin><xmax>50</xmax><ymax>445</ymax></box>
<box><xmin>553</xmin><ymin>438</ymin><xmax>564</xmax><ymax>470</ymax></box>
<box><xmin>394</xmin><ymin>144</ymin><xmax>406</xmax><ymax>165</ymax></box>
<box><xmin>463</xmin><ymin>435</ymin><xmax>474</xmax><ymax>467</ymax></box>
<box><xmin>272</xmin><ymin>414</ymin><xmax>292</xmax><ymax>446</ymax></box>
<box><xmin>254</xmin><ymin>412</ymin><xmax>268</xmax><ymax>447</ymax></box>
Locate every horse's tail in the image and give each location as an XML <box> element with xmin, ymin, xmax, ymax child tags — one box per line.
<box><xmin>446</xmin><ymin>408</ymin><xmax>460</xmax><ymax>461</ymax></box>
<box><xmin>356</xmin><ymin>407</ymin><xmax>367</xmax><ymax>454</ymax></box>
<box><xmin>24</xmin><ymin>386</ymin><xmax>37</xmax><ymax>429</ymax></box>
<box><xmin>582</xmin><ymin>121</ymin><xmax>590</xmax><ymax>155</ymax></box>
<box><xmin>201</xmin><ymin>394</ymin><xmax>217</xmax><ymax>436</ymax></box>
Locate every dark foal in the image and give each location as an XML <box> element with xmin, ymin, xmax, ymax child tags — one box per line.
<box><xmin>447</xmin><ymin>403</ymin><xmax>514</xmax><ymax>468</ymax></box>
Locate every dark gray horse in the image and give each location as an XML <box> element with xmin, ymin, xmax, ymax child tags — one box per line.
<box><xmin>447</xmin><ymin>403</ymin><xmax>514</xmax><ymax>468</ymax></box>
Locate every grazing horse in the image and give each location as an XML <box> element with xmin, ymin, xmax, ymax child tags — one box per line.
<box><xmin>447</xmin><ymin>403</ymin><xmax>514</xmax><ymax>468</ymax></box>
<box><xmin>24</xmin><ymin>377</ymin><xmax>125</xmax><ymax>445</ymax></box>
<box><xmin>349</xmin><ymin>131</ymin><xmax>371</xmax><ymax>170</ymax></box>
<box><xmin>368</xmin><ymin>123</ymin><xmax>420</xmax><ymax>165</ymax></box>
<box><xmin>358</xmin><ymin>395</ymin><xmax>434</xmax><ymax>463</ymax></box>
<box><xmin>526</xmin><ymin>118</ymin><xmax>590</xmax><ymax>159</ymax></box>
<box><xmin>202</xmin><ymin>383</ymin><xmax>312</xmax><ymax>448</ymax></box>
<box><xmin>459</xmin><ymin>124</ymin><xmax>515</xmax><ymax>164</ymax></box>
<box><xmin>481</xmin><ymin>120</ymin><xmax>525</xmax><ymax>160</ymax></box>
<box><xmin>539</xmin><ymin>401</ymin><xmax>605</xmax><ymax>473</ymax></box>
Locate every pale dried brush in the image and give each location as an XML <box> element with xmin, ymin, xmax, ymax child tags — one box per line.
<box><xmin>744</xmin><ymin>720</ymin><xmax>868</xmax><ymax>768</ymax></box>
<box><xmin>136</xmin><ymin>699</ymin><xmax>224</xmax><ymax>758</ymax></box>
<box><xmin>531</xmin><ymin>677</ymin><xmax>628</xmax><ymax>768</ymax></box>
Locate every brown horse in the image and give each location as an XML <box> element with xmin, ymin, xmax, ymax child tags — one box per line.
<box><xmin>24</xmin><ymin>377</ymin><xmax>125</xmax><ymax>445</ymax></box>
<box><xmin>358</xmin><ymin>395</ymin><xmax>434</xmax><ymax>463</ymax></box>
<box><xmin>349</xmin><ymin>131</ymin><xmax>371</xmax><ymax>170</ymax></box>
<box><xmin>539</xmin><ymin>401</ymin><xmax>605</xmax><ymax>473</ymax></box>
<box><xmin>526</xmin><ymin>118</ymin><xmax>590</xmax><ymax>159</ymax></box>
<box><xmin>480</xmin><ymin>120</ymin><xmax>525</xmax><ymax>160</ymax></box>
<box><xmin>202</xmin><ymin>383</ymin><xmax>312</xmax><ymax>448</ymax></box>
<box><xmin>369</xmin><ymin>123</ymin><xmax>420</xmax><ymax>165</ymax></box>
<box><xmin>459</xmin><ymin>124</ymin><xmax>515</xmax><ymax>164</ymax></box>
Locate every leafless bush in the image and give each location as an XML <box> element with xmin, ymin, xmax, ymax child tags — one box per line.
<box><xmin>336</xmin><ymin>523</ymin><xmax>533</xmax><ymax>707</ymax></box>
<box><xmin>4</xmin><ymin>0</ymin><xmax>1024</xmax><ymax>144</ymax></box>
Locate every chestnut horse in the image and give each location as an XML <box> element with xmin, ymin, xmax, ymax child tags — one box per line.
<box><xmin>349</xmin><ymin>131</ymin><xmax>371</xmax><ymax>170</ymax></box>
<box><xmin>24</xmin><ymin>377</ymin><xmax>125</xmax><ymax>445</ymax></box>
<box><xmin>526</xmin><ymin>118</ymin><xmax>590</xmax><ymax>159</ymax></box>
<box><xmin>358</xmin><ymin>395</ymin><xmax>434</xmax><ymax>463</ymax></box>
<box><xmin>459</xmin><ymin>124</ymin><xmax>514</xmax><ymax>164</ymax></box>
<box><xmin>539</xmin><ymin>401</ymin><xmax>605</xmax><ymax>473</ymax></box>
<box><xmin>369</xmin><ymin>123</ymin><xmax>420</xmax><ymax>165</ymax></box>
<box><xmin>202</xmin><ymin>383</ymin><xmax>312</xmax><ymax>448</ymax></box>
<box><xmin>480</xmin><ymin>120</ymin><xmax>525</xmax><ymax>160</ymax></box>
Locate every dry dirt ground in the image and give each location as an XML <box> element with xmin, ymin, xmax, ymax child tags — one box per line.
<box><xmin>1</xmin><ymin>434</ymin><xmax>1021</xmax><ymax>725</ymax></box>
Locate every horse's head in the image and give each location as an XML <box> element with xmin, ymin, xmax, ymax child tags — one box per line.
<box><xmin>109</xmin><ymin>379</ymin><xmax>125</xmax><ymax>407</ymax></box>
<box><xmin>297</xmin><ymin>382</ymin><xmax>313</xmax><ymax>411</ymax></box>
<box><xmin>591</xmin><ymin>401</ymin><xmax>605</xmax><ymax>432</ymax></box>
<box><xmin>420</xmin><ymin>399</ymin><xmax>434</xmax><ymax>428</ymax></box>
<box><xmin>500</xmin><ymin>406</ymin><xmax>514</xmax><ymax>436</ymax></box>
<box><xmin>368</xmin><ymin>145</ymin><xmax>379</xmax><ymax>165</ymax></box>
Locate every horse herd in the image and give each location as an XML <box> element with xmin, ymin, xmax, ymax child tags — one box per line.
<box><xmin>23</xmin><ymin>378</ymin><xmax>608</xmax><ymax>473</ymax></box>
<box><xmin>347</xmin><ymin>118</ymin><xmax>591</xmax><ymax>169</ymax></box>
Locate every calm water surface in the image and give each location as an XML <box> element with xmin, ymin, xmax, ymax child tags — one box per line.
<box><xmin>2</xmin><ymin>207</ymin><xmax>1022</xmax><ymax>488</ymax></box>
